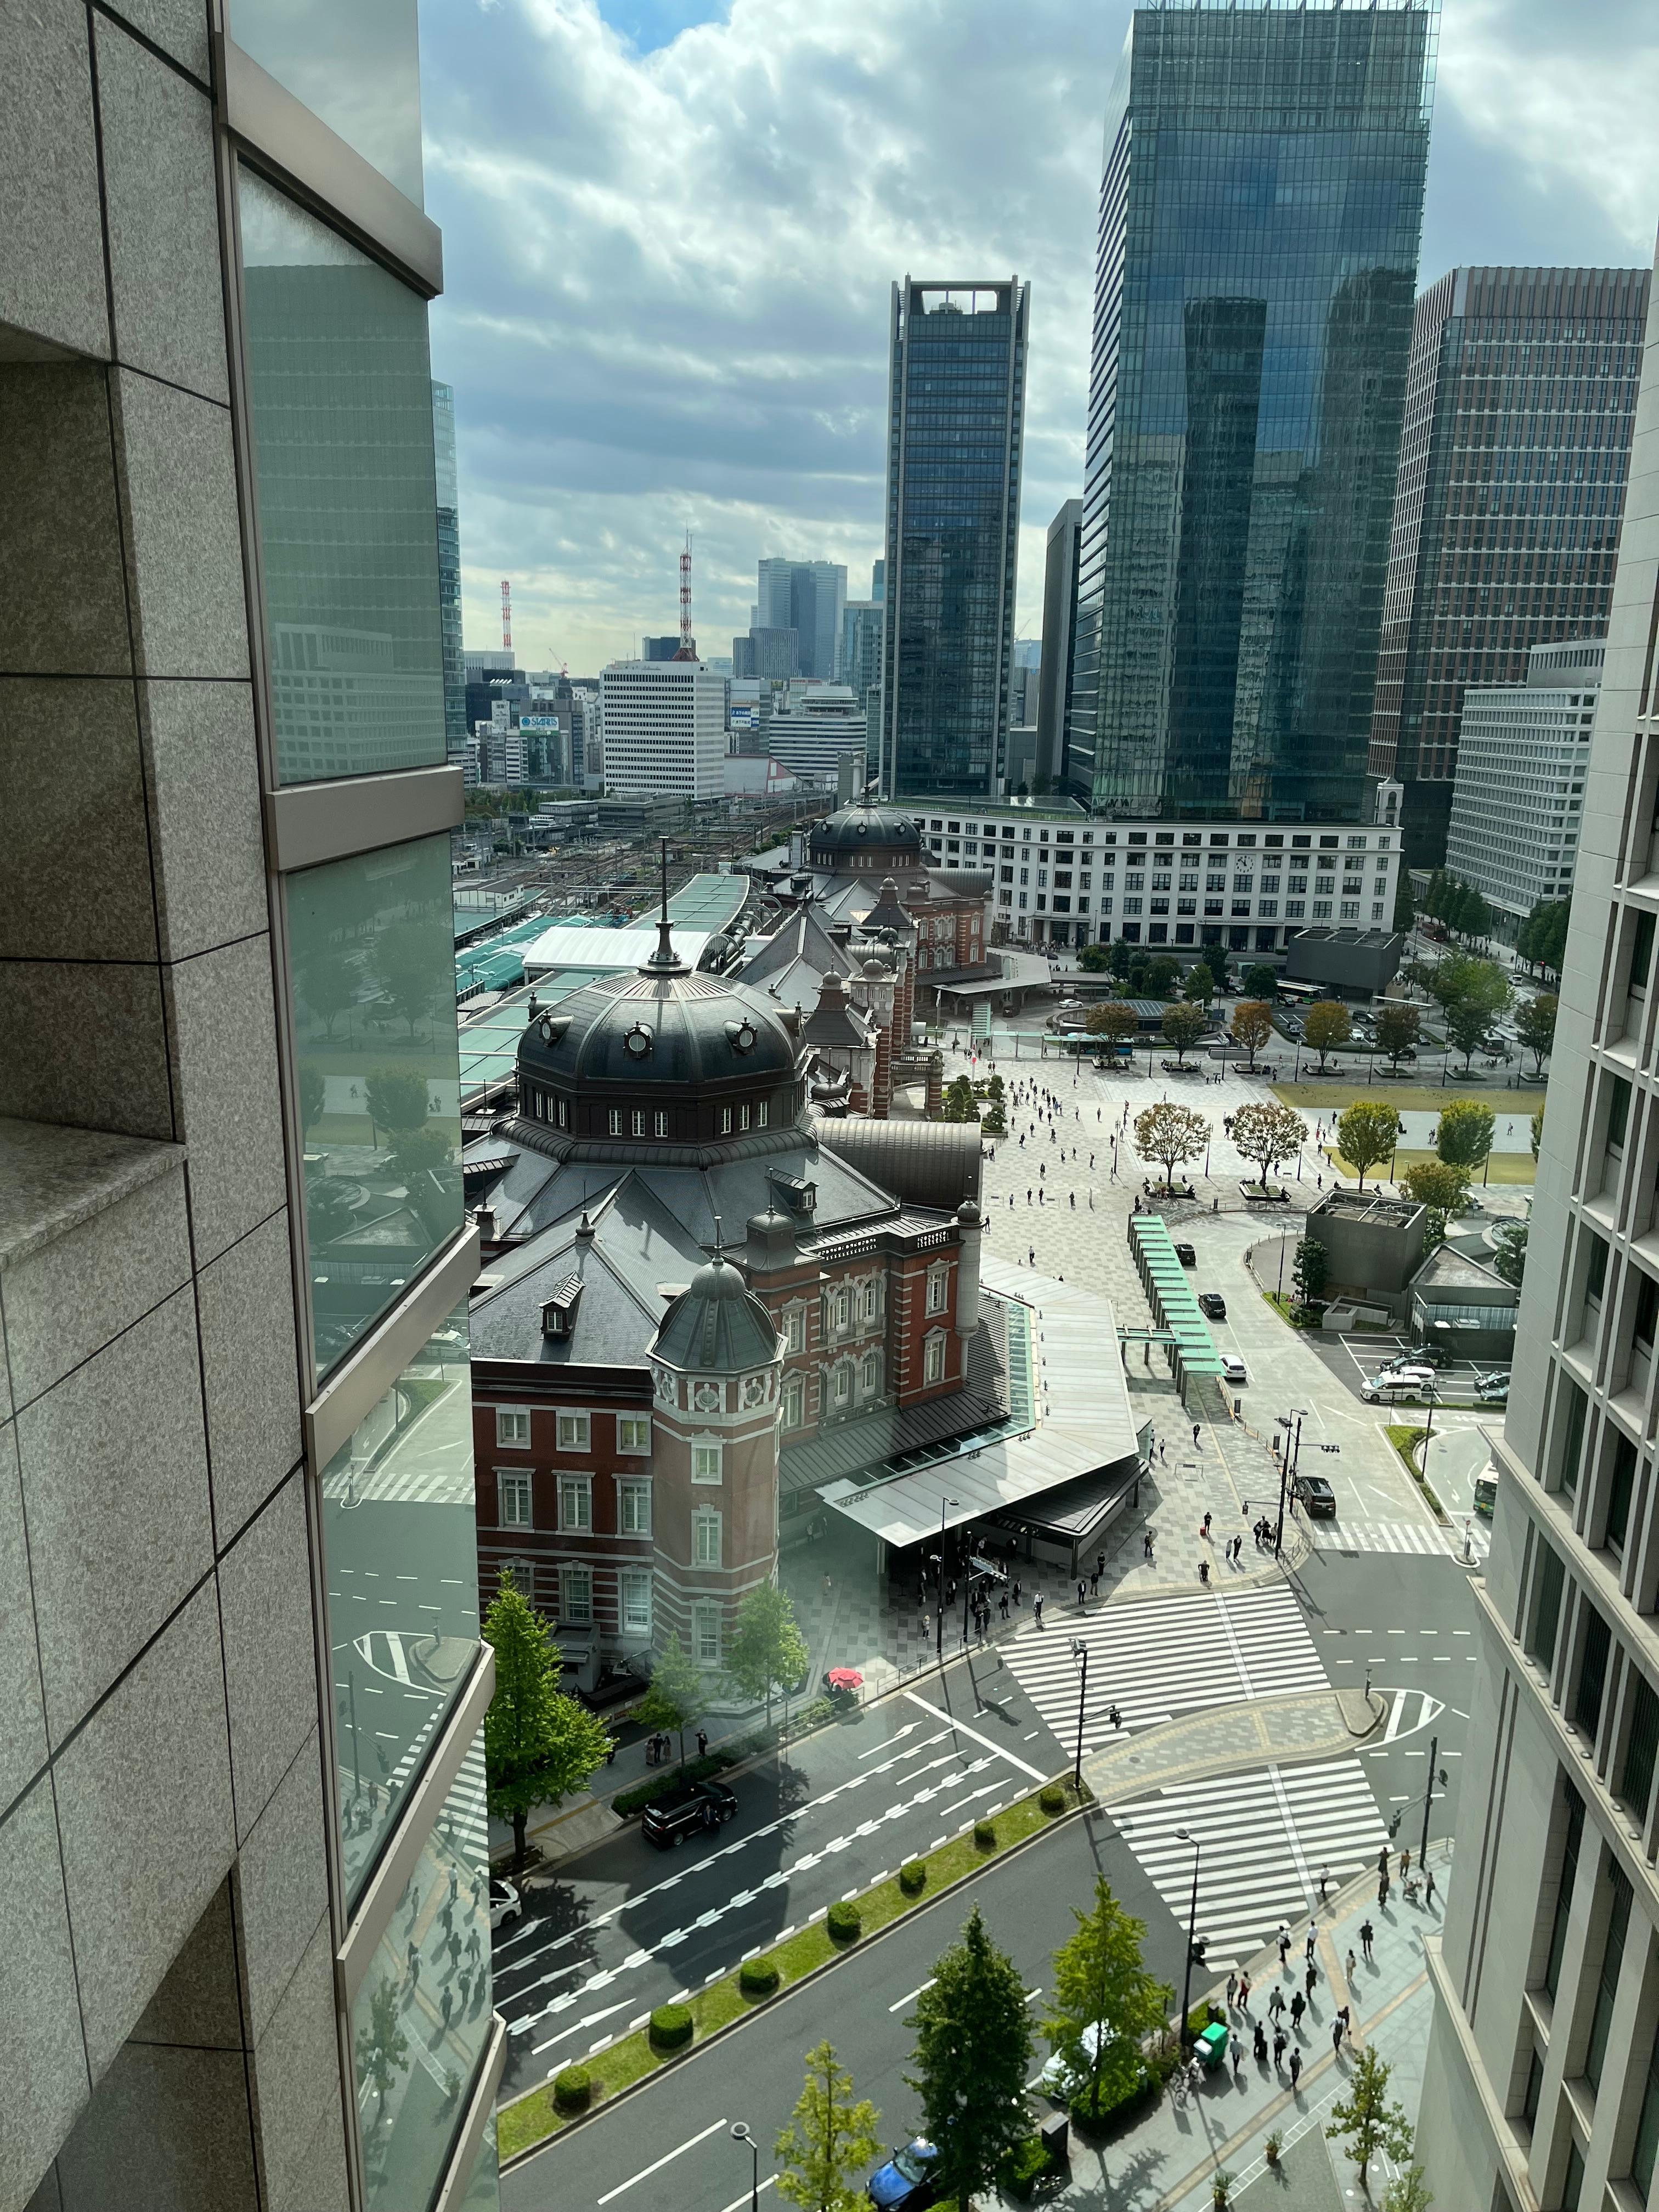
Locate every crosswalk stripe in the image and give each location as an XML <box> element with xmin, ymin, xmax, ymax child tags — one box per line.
<box><xmin>1110</xmin><ymin>1758</ymin><xmax>1388</xmax><ymax>1968</ymax></box>
<box><xmin>1310</xmin><ymin>1520</ymin><xmax>1488</xmax><ymax>1560</ymax></box>
<box><xmin>1002</xmin><ymin>1585</ymin><xmax>1328</xmax><ymax>1754</ymax></box>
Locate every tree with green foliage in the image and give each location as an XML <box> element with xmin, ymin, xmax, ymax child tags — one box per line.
<box><xmin>1146</xmin><ymin>955</ymin><xmax>1182</xmax><ymax>999</ymax></box>
<box><xmin>1232</xmin><ymin>1102</ymin><xmax>1307</xmax><ymax>1193</ymax></box>
<box><xmin>1043</xmin><ymin>1878</ymin><xmax>1172</xmax><ymax>2125</ymax></box>
<box><xmin>1336</xmin><ymin>1101</ymin><xmax>1401</xmax><ymax>1191</ymax></box>
<box><xmin>1184</xmin><ymin>962</ymin><xmax>1215</xmax><ymax>1004</ymax></box>
<box><xmin>1532</xmin><ymin>1102</ymin><xmax>1545</xmax><ymax>1161</ymax></box>
<box><xmin>1325</xmin><ymin>2046</ymin><xmax>1415</xmax><ymax>2191</ymax></box>
<box><xmin>1303</xmin><ymin>1000</ymin><xmax>1352</xmax><ymax>1072</ymax></box>
<box><xmin>1492</xmin><ymin>1218</ymin><xmax>1528</xmax><ymax>1289</ymax></box>
<box><xmin>1242</xmin><ymin>962</ymin><xmax>1278</xmax><ymax>1003</ymax></box>
<box><xmin>1134</xmin><ymin>1102</ymin><xmax>1211</xmax><ymax>1191</ymax></box>
<box><xmin>305</xmin><ymin>944</ymin><xmax>358</xmax><ymax>1039</ymax></box>
<box><xmin>1229</xmin><ymin>1000</ymin><xmax>1274</xmax><ymax>1072</ymax></box>
<box><xmin>979</xmin><ymin>1079</ymin><xmax>1007</xmax><ymax>1137</ymax></box>
<box><xmin>636</xmin><ymin>1630</ymin><xmax>707</xmax><ymax>1772</ymax></box>
<box><xmin>941</xmin><ymin>1074</ymin><xmax>978</xmax><ymax>1124</ymax></box>
<box><xmin>483</xmin><ymin>1571</ymin><xmax>612</xmax><ymax>1871</ymax></box>
<box><xmin>366</xmin><ymin>1066</ymin><xmax>431</xmax><ymax>1144</ymax></box>
<box><xmin>1107</xmin><ymin>942</ymin><xmax>1136</xmax><ymax>981</ymax></box>
<box><xmin>1515</xmin><ymin>992</ymin><xmax>1559</xmax><ymax>1075</ymax></box>
<box><xmin>1383</xmin><ymin>2162</ymin><xmax>1434</xmax><ymax>2212</ymax></box>
<box><xmin>1291</xmin><ymin>1235</ymin><xmax>1328</xmax><ymax>1308</ymax></box>
<box><xmin>1392</xmin><ymin>873</ymin><xmax>1416</xmax><ymax>935</ymax></box>
<box><xmin>1429</xmin><ymin>955</ymin><xmax>1512</xmax><ymax>1069</ymax></box>
<box><xmin>1161</xmin><ymin>1000</ymin><xmax>1210</xmax><ymax>1066</ymax></box>
<box><xmin>724</xmin><ymin>1583</ymin><xmax>809</xmax><ymax>1731</ymax></box>
<box><xmin>906</xmin><ymin>1908</ymin><xmax>1032</xmax><ymax>2212</ymax></box>
<box><xmin>1437</xmin><ymin>1099</ymin><xmax>1496</xmax><ymax>1174</ymax></box>
<box><xmin>1078</xmin><ymin>941</ymin><xmax>1112</xmax><ymax>974</ymax></box>
<box><xmin>374</xmin><ymin>919</ymin><xmax>440</xmax><ymax>1039</ymax></box>
<box><xmin>1087</xmin><ymin>1002</ymin><xmax>1141</xmax><ymax>1054</ymax></box>
<box><xmin>774</xmin><ymin>2043</ymin><xmax>882</xmax><ymax>2212</ymax></box>
<box><xmin>355</xmin><ymin>1978</ymin><xmax>409</xmax><ymax>2135</ymax></box>
<box><xmin>1400</xmin><ymin>1158</ymin><xmax>1471</xmax><ymax>1248</ymax></box>
<box><xmin>1373</xmin><ymin>1001</ymin><xmax>1420</xmax><ymax>1072</ymax></box>
<box><xmin>1517</xmin><ymin>895</ymin><xmax>1571</xmax><ymax>977</ymax></box>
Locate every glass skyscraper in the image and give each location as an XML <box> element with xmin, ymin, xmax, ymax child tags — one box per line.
<box><xmin>881</xmin><ymin>276</ymin><xmax>1028</xmax><ymax>799</ymax></box>
<box><xmin>1067</xmin><ymin>0</ymin><xmax>1436</xmax><ymax>822</ymax></box>
<box><xmin>434</xmin><ymin>380</ymin><xmax>470</xmax><ymax>765</ymax></box>
<box><xmin>1368</xmin><ymin>264</ymin><xmax>1649</xmax><ymax>869</ymax></box>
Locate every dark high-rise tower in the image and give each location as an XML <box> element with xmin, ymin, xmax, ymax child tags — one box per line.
<box><xmin>1067</xmin><ymin>0</ymin><xmax>1435</xmax><ymax>821</ymax></box>
<box><xmin>882</xmin><ymin>276</ymin><xmax>1028</xmax><ymax>799</ymax></box>
<box><xmin>1037</xmin><ymin>498</ymin><xmax>1082</xmax><ymax>788</ymax></box>
<box><xmin>433</xmin><ymin>380</ymin><xmax>467</xmax><ymax>764</ymax></box>
<box><xmin>1368</xmin><ymin>264</ymin><xmax>1649</xmax><ymax>868</ymax></box>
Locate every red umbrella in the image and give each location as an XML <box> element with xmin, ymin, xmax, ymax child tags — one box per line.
<box><xmin>826</xmin><ymin>1668</ymin><xmax>864</xmax><ymax>1692</ymax></box>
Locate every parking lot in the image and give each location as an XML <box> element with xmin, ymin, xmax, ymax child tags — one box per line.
<box><xmin>1308</xmin><ymin>1328</ymin><xmax>1509</xmax><ymax>1408</ymax></box>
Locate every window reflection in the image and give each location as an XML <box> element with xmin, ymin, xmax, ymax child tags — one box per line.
<box><xmin>286</xmin><ymin>833</ymin><xmax>462</xmax><ymax>1376</ymax></box>
<box><xmin>239</xmin><ymin>167</ymin><xmax>445</xmax><ymax>785</ymax></box>
<box><xmin>228</xmin><ymin>0</ymin><xmax>424</xmax><ymax>206</ymax></box>
<box><xmin>324</xmin><ymin>1301</ymin><xmax>478</xmax><ymax>1900</ymax></box>
<box><xmin>353</xmin><ymin>1736</ymin><xmax>493</xmax><ymax>2211</ymax></box>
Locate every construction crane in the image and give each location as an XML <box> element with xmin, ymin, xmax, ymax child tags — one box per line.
<box><xmin>673</xmin><ymin>532</ymin><xmax>696</xmax><ymax>659</ymax></box>
<box><xmin>501</xmin><ymin>579</ymin><xmax>512</xmax><ymax>653</ymax></box>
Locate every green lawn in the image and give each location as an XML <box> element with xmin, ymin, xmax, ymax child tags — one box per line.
<box><xmin>496</xmin><ymin>1782</ymin><xmax>1073</xmax><ymax>2163</ymax></box>
<box><xmin>1272</xmin><ymin>1079</ymin><xmax>1545</xmax><ymax>1114</ymax></box>
<box><xmin>1322</xmin><ymin>1144</ymin><xmax>1535</xmax><ymax>1187</ymax></box>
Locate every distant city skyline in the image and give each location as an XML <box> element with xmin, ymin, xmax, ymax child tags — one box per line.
<box><xmin>424</xmin><ymin>0</ymin><xmax>1658</xmax><ymax>685</ymax></box>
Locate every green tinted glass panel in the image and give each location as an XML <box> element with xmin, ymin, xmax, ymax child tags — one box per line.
<box><xmin>239</xmin><ymin>168</ymin><xmax>444</xmax><ymax>784</ymax></box>
<box><xmin>325</xmin><ymin>1302</ymin><xmax>478</xmax><ymax>1901</ymax></box>
<box><xmin>455</xmin><ymin>2115</ymin><xmax>500</xmax><ymax>2212</ymax></box>
<box><xmin>353</xmin><ymin>1735</ymin><xmax>492</xmax><ymax>2210</ymax></box>
<box><xmin>228</xmin><ymin>0</ymin><xmax>424</xmax><ymax>205</ymax></box>
<box><xmin>287</xmin><ymin>833</ymin><xmax>461</xmax><ymax>1374</ymax></box>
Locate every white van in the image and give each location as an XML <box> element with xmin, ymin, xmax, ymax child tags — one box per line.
<box><xmin>1362</xmin><ymin>1370</ymin><xmax>1438</xmax><ymax>1403</ymax></box>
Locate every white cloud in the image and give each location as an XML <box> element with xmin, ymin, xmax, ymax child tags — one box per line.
<box><xmin>422</xmin><ymin>0</ymin><xmax>1658</xmax><ymax>680</ymax></box>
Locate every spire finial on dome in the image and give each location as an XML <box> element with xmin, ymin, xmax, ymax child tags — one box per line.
<box><xmin>641</xmin><ymin>836</ymin><xmax>687</xmax><ymax>975</ymax></box>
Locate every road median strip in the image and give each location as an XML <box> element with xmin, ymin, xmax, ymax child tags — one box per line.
<box><xmin>498</xmin><ymin>1773</ymin><xmax>1088</xmax><ymax>2168</ymax></box>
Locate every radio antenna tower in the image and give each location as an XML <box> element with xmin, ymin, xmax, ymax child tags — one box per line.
<box><xmin>501</xmin><ymin>579</ymin><xmax>513</xmax><ymax>653</ymax></box>
<box><xmin>673</xmin><ymin>532</ymin><xmax>696</xmax><ymax>659</ymax></box>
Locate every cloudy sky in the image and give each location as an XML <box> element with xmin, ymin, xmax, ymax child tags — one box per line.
<box><xmin>421</xmin><ymin>0</ymin><xmax>1659</xmax><ymax>679</ymax></box>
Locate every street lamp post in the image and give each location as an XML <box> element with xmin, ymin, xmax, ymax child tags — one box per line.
<box><xmin>1275</xmin><ymin>1413</ymin><xmax>1304</xmax><ymax>1555</ymax></box>
<box><xmin>1176</xmin><ymin>1827</ymin><xmax>1202</xmax><ymax>2046</ymax></box>
<box><xmin>936</xmin><ymin>1494</ymin><xmax>960</xmax><ymax>1667</ymax></box>
<box><xmin>1070</xmin><ymin>1638</ymin><xmax>1089</xmax><ymax>1793</ymax></box>
<box><xmin>730</xmin><ymin>2123</ymin><xmax>759</xmax><ymax>2212</ymax></box>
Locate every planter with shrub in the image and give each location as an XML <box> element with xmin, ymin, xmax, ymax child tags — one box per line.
<box><xmin>826</xmin><ymin>1899</ymin><xmax>861</xmax><ymax>1943</ymax></box>
<box><xmin>1039</xmin><ymin>1784</ymin><xmax>1068</xmax><ymax>1815</ymax></box>
<box><xmin>899</xmin><ymin>1859</ymin><xmax>927</xmax><ymax>1895</ymax></box>
<box><xmin>1000</xmin><ymin>2135</ymin><xmax>1054</xmax><ymax>2203</ymax></box>
<box><xmin>973</xmin><ymin>1819</ymin><xmax>998</xmax><ymax>1851</ymax></box>
<box><xmin>1264</xmin><ymin>2131</ymin><xmax>1282</xmax><ymax>2168</ymax></box>
<box><xmin>551</xmin><ymin>2066</ymin><xmax>592</xmax><ymax>2114</ymax></box>
<box><xmin>648</xmin><ymin>2004</ymin><xmax>693</xmax><ymax>2052</ymax></box>
<box><xmin>738</xmin><ymin>1955</ymin><xmax>780</xmax><ymax>1997</ymax></box>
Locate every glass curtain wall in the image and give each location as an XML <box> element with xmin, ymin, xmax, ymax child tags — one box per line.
<box><xmin>1067</xmin><ymin>1</ymin><xmax>1436</xmax><ymax>820</ymax></box>
<box><xmin>228</xmin><ymin>0</ymin><xmax>425</xmax><ymax>205</ymax></box>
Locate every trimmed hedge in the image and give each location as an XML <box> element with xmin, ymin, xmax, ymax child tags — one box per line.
<box><xmin>1001</xmin><ymin>2135</ymin><xmax>1054</xmax><ymax>2202</ymax></box>
<box><xmin>738</xmin><ymin>1955</ymin><xmax>780</xmax><ymax>1997</ymax></box>
<box><xmin>648</xmin><ymin>2004</ymin><xmax>693</xmax><ymax>2051</ymax></box>
<box><xmin>826</xmin><ymin>1899</ymin><xmax>861</xmax><ymax>1943</ymax></box>
<box><xmin>899</xmin><ymin>1859</ymin><xmax>927</xmax><ymax>1895</ymax></box>
<box><xmin>611</xmin><ymin>1699</ymin><xmax>843</xmax><ymax>1819</ymax></box>
<box><xmin>551</xmin><ymin>2066</ymin><xmax>592</xmax><ymax>2114</ymax></box>
<box><xmin>974</xmin><ymin>1819</ymin><xmax>998</xmax><ymax>1850</ymax></box>
<box><xmin>1039</xmin><ymin>1784</ymin><xmax>1068</xmax><ymax>1815</ymax></box>
<box><xmin>1070</xmin><ymin>2067</ymin><xmax>1159</xmax><ymax>2140</ymax></box>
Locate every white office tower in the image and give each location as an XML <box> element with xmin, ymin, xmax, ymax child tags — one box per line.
<box><xmin>1415</xmin><ymin>256</ymin><xmax>1659</xmax><ymax>2209</ymax></box>
<box><xmin>599</xmin><ymin>659</ymin><xmax>727</xmax><ymax>797</ymax></box>
<box><xmin>1446</xmin><ymin>641</ymin><xmax>1602</xmax><ymax>935</ymax></box>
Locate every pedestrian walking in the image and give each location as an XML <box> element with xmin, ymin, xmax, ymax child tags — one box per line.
<box><xmin>1143</xmin><ymin>1529</ymin><xmax>1155</xmax><ymax>1561</ymax></box>
<box><xmin>1254</xmin><ymin>2021</ymin><xmax>1267</xmax><ymax>2063</ymax></box>
<box><xmin>1424</xmin><ymin>1866</ymin><xmax>1438</xmax><ymax>1907</ymax></box>
<box><xmin>1077</xmin><ymin>1578</ymin><xmax>1087</xmax><ymax>1607</ymax></box>
<box><xmin>1268</xmin><ymin>1987</ymin><xmax>1286</xmax><ymax>2023</ymax></box>
<box><xmin>1305</xmin><ymin>1960</ymin><xmax>1318</xmax><ymax>2001</ymax></box>
<box><xmin>1231</xmin><ymin>2044</ymin><xmax>1244</xmax><ymax>2087</ymax></box>
<box><xmin>1237</xmin><ymin>1973</ymin><xmax>1251</xmax><ymax>2013</ymax></box>
<box><xmin>1333</xmin><ymin>2016</ymin><xmax>1345</xmax><ymax>2055</ymax></box>
<box><xmin>1090</xmin><ymin>1568</ymin><xmax>1102</xmax><ymax>1596</ymax></box>
<box><xmin>1345</xmin><ymin>1948</ymin><xmax>1358</xmax><ymax>1982</ymax></box>
<box><xmin>1318</xmin><ymin>1863</ymin><xmax>1331</xmax><ymax>1904</ymax></box>
<box><xmin>696</xmin><ymin>1728</ymin><xmax>708</xmax><ymax>1759</ymax></box>
<box><xmin>1359</xmin><ymin>1918</ymin><xmax>1375</xmax><ymax>1961</ymax></box>
<box><xmin>1378</xmin><ymin>1873</ymin><xmax>1391</xmax><ymax>1908</ymax></box>
<box><xmin>1276</xmin><ymin>1921</ymin><xmax>1291</xmax><ymax>1968</ymax></box>
<box><xmin>1199</xmin><ymin>1560</ymin><xmax>1210</xmax><ymax>1584</ymax></box>
<box><xmin>1399</xmin><ymin>1846</ymin><xmax>1412</xmax><ymax>1880</ymax></box>
<box><xmin>1108</xmin><ymin>1703</ymin><xmax>1122</xmax><ymax>1730</ymax></box>
<box><xmin>1306</xmin><ymin>1926</ymin><xmax>1317</xmax><ymax>1962</ymax></box>
<box><xmin>998</xmin><ymin>1592</ymin><xmax>1009</xmax><ymax>1620</ymax></box>
<box><xmin>1034</xmin><ymin>1593</ymin><xmax>1045</xmax><ymax>1626</ymax></box>
<box><xmin>1273</xmin><ymin>2028</ymin><xmax>1287</xmax><ymax>2071</ymax></box>
<box><xmin>1226</xmin><ymin>1970</ymin><xmax>1238</xmax><ymax>2010</ymax></box>
<box><xmin>1289</xmin><ymin>1992</ymin><xmax>1305</xmax><ymax>2032</ymax></box>
<box><xmin>1201</xmin><ymin>1511</ymin><xmax>1212</xmax><ymax>1539</ymax></box>
<box><xmin>1192</xmin><ymin>1423</ymin><xmax>1201</xmax><ymax>1447</ymax></box>
<box><xmin>1290</xmin><ymin>2047</ymin><xmax>1303</xmax><ymax>2092</ymax></box>
<box><xmin>1377</xmin><ymin>1845</ymin><xmax>1389</xmax><ymax>1877</ymax></box>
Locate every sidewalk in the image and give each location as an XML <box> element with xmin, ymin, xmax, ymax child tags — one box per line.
<box><xmin>1047</xmin><ymin>1843</ymin><xmax>1452</xmax><ymax>2210</ymax></box>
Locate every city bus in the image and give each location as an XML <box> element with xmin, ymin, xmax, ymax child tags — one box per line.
<box><xmin>1474</xmin><ymin>1466</ymin><xmax>1499</xmax><ymax>1518</ymax></box>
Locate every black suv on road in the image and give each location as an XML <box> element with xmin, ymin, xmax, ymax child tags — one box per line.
<box><xmin>641</xmin><ymin>1779</ymin><xmax>738</xmax><ymax>1849</ymax></box>
<box><xmin>1291</xmin><ymin>1472</ymin><xmax>1338</xmax><ymax>1519</ymax></box>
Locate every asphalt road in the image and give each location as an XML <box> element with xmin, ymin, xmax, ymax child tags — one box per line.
<box><xmin>493</xmin><ymin>1650</ymin><xmax>1074</xmax><ymax>2102</ymax></box>
<box><xmin>500</xmin><ymin>1807</ymin><xmax>1189</xmax><ymax>2212</ymax></box>
<box><xmin>1283</xmin><ymin>1548</ymin><xmax>1478</xmax><ymax>1851</ymax></box>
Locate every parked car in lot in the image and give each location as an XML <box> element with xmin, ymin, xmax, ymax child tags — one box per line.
<box><xmin>488</xmin><ymin>1876</ymin><xmax>521</xmax><ymax>1931</ymax></box>
<box><xmin>1041</xmin><ymin>2021</ymin><xmax>1121</xmax><ymax>2100</ymax></box>
<box><xmin>1473</xmin><ymin>1369</ymin><xmax>1511</xmax><ymax>1402</ymax></box>
<box><xmin>867</xmin><ymin>2140</ymin><xmax>940</xmax><ymax>2210</ymax></box>
<box><xmin>1362</xmin><ymin>1372</ymin><xmax>1438</xmax><ymax>1403</ymax></box>
<box><xmin>1380</xmin><ymin>1343</ymin><xmax>1448</xmax><ymax>1371</ymax></box>
<box><xmin>1198</xmin><ymin>1293</ymin><xmax>1227</xmax><ymax>1320</ymax></box>
<box><xmin>1175</xmin><ymin>1242</ymin><xmax>1197</xmax><ymax>1266</ymax></box>
<box><xmin>1220</xmin><ymin>1355</ymin><xmax>1248</xmax><ymax>1386</ymax></box>
<box><xmin>641</xmin><ymin>1779</ymin><xmax>738</xmax><ymax>1850</ymax></box>
<box><xmin>1291</xmin><ymin>1472</ymin><xmax>1338</xmax><ymax>1518</ymax></box>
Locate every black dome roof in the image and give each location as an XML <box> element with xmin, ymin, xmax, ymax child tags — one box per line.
<box><xmin>518</xmin><ymin>962</ymin><xmax>800</xmax><ymax>1090</ymax></box>
<box><xmin>809</xmin><ymin>804</ymin><xmax>923</xmax><ymax>857</ymax></box>
<box><xmin>652</xmin><ymin>1251</ymin><xmax>779</xmax><ymax>1373</ymax></box>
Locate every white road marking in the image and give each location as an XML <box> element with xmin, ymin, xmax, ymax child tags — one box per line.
<box><xmin>902</xmin><ymin>1691</ymin><xmax>1048</xmax><ymax>1781</ymax></box>
<box><xmin>890</xmin><ymin>1977</ymin><xmax>936</xmax><ymax>2015</ymax></box>
<box><xmin>596</xmin><ymin>2117</ymin><xmax>729</xmax><ymax>2203</ymax></box>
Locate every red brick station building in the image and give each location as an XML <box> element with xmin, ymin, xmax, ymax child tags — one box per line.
<box><xmin>464</xmin><ymin>883</ymin><xmax>1135</xmax><ymax>1685</ymax></box>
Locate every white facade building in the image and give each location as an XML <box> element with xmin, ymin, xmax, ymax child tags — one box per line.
<box><xmin>1446</xmin><ymin>640</ymin><xmax>1601</xmax><ymax>930</ymax></box>
<box><xmin>599</xmin><ymin>658</ymin><xmax>727</xmax><ymax>798</ymax></box>
<box><xmin>916</xmin><ymin>799</ymin><xmax>1401</xmax><ymax>956</ymax></box>
<box><xmin>1414</xmin><ymin>249</ymin><xmax>1659</xmax><ymax>2212</ymax></box>
<box><xmin>764</xmin><ymin>683</ymin><xmax>868</xmax><ymax>783</ymax></box>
